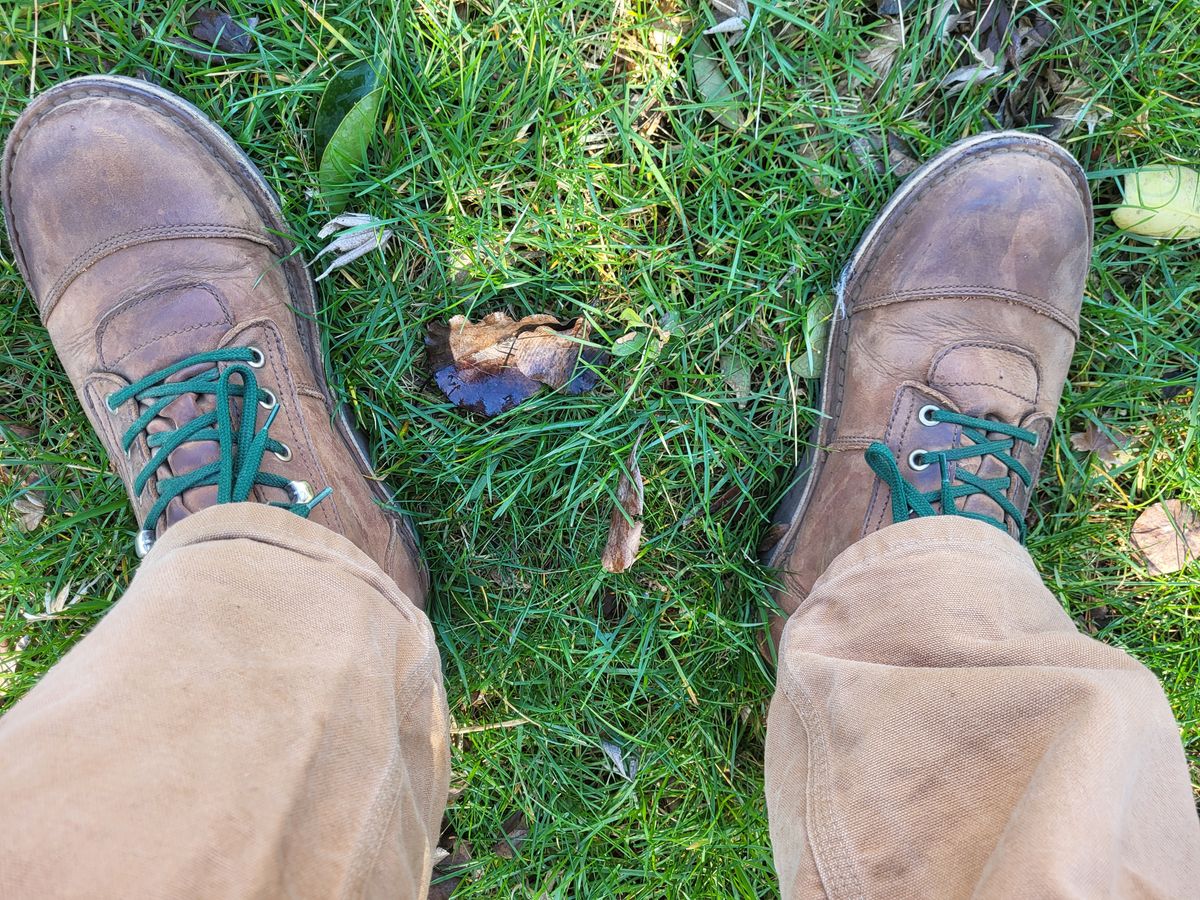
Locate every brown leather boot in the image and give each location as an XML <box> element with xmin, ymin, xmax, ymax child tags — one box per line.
<box><xmin>2</xmin><ymin>75</ymin><xmax>427</xmax><ymax>604</ymax></box>
<box><xmin>761</xmin><ymin>132</ymin><xmax>1092</xmax><ymax>653</ymax></box>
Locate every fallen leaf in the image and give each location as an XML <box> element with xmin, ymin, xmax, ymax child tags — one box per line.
<box><xmin>426</xmin><ymin>313</ymin><xmax>605</xmax><ymax>417</ymax></box>
<box><xmin>601</xmin><ymin>439</ymin><xmax>644</xmax><ymax>573</ymax></box>
<box><xmin>1042</xmin><ymin>78</ymin><xmax>1111</xmax><ymax>140</ymax></box>
<box><xmin>1161</xmin><ymin>367</ymin><xmax>1193</xmax><ymax>400</ymax></box>
<box><xmin>791</xmin><ymin>295</ymin><xmax>834</xmax><ymax>380</ymax></box>
<box><xmin>2</xmin><ymin>424</ymin><xmax>49</xmax><ymax>531</ymax></box>
<box><xmin>1131</xmin><ymin>500</ymin><xmax>1200</xmax><ymax>576</ymax></box>
<box><xmin>850</xmin><ymin>132</ymin><xmax>919</xmax><ymax>177</ymax></box>
<box><xmin>492</xmin><ymin>812</ymin><xmax>529</xmax><ymax>859</ymax></box>
<box><xmin>428</xmin><ymin>838</ymin><xmax>472</xmax><ymax>899</ymax></box>
<box><xmin>940</xmin><ymin>51</ymin><xmax>1004</xmax><ymax>94</ymax></box>
<box><xmin>13</xmin><ymin>477</ymin><xmax>46</xmax><ymax>531</ymax></box>
<box><xmin>974</xmin><ymin>0</ymin><xmax>1013</xmax><ymax>58</ymax></box>
<box><xmin>796</xmin><ymin>141</ymin><xmax>842</xmax><ymax>198</ymax></box>
<box><xmin>1112</xmin><ymin>166</ymin><xmax>1200</xmax><ymax>240</ymax></box>
<box><xmin>690</xmin><ymin>35</ymin><xmax>745</xmax><ymax>131</ymax></box>
<box><xmin>314</xmin><ymin>60</ymin><xmax>384</xmax><ymax>212</ymax></box>
<box><xmin>855</xmin><ymin>22</ymin><xmax>904</xmax><ymax>93</ymax></box>
<box><xmin>312</xmin><ymin>213</ymin><xmax>393</xmax><ymax>281</ymax></box>
<box><xmin>1007</xmin><ymin>14</ymin><xmax>1054</xmax><ymax>70</ymax></box>
<box><xmin>704</xmin><ymin>0</ymin><xmax>749</xmax><ymax>37</ymax></box>
<box><xmin>1070</xmin><ymin>421</ymin><xmax>1132</xmax><ymax>468</ymax></box>
<box><xmin>598</xmin><ymin>589</ymin><xmax>625</xmax><ymax>627</ymax></box>
<box><xmin>24</xmin><ymin>580</ymin><xmax>92</xmax><ymax>622</ymax></box>
<box><xmin>600</xmin><ymin>738</ymin><xmax>640</xmax><ymax>782</ymax></box>
<box><xmin>612</xmin><ymin>331</ymin><xmax>648</xmax><ymax>358</ymax></box>
<box><xmin>184</xmin><ymin>7</ymin><xmax>258</xmax><ymax>62</ymax></box>
<box><xmin>721</xmin><ymin>353</ymin><xmax>752</xmax><ymax>408</ymax></box>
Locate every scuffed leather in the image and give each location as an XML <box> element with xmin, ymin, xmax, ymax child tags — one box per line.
<box><xmin>766</xmin><ymin>134</ymin><xmax>1092</xmax><ymax>651</ymax></box>
<box><xmin>2</xmin><ymin>77</ymin><xmax>427</xmax><ymax>606</ymax></box>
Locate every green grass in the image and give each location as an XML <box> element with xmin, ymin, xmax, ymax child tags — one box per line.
<box><xmin>2</xmin><ymin>0</ymin><xmax>1199</xmax><ymax>894</ymax></box>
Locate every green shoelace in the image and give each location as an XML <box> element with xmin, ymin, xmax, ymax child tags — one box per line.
<box><xmin>107</xmin><ymin>347</ymin><xmax>331</xmax><ymax>554</ymax></box>
<box><xmin>864</xmin><ymin>406</ymin><xmax>1038</xmax><ymax>540</ymax></box>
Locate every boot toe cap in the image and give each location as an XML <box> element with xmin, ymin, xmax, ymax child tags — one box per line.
<box><xmin>3</xmin><ymin>77</ymin><xmax>268</xmax><ymax>307</ymax></box>
<box><xmin>844</xmin><ymin>133</ymin><xmax>1093</xmax><ymax>332</ymax></box>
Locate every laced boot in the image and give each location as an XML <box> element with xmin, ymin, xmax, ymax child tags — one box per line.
<box><xmin>2</xmin><ymin>75</ymin><xmax>427</xmax><ymax>603</ymax></box>
<box><xmin>760</xmin><ymin>132</ymin><xmax>1093</xmax><ymax>652</ymax></box>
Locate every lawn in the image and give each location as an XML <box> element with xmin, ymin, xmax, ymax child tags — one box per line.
<box><xmin>1</xmin><ymin>0</ymin><xmax>1198</xmax><ymax>895</ymax></box>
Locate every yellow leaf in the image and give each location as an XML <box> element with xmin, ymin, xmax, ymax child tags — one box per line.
<box><xmin>1112</xmin><ymin>165</ymin><xmax>1200</xmax><ymax>239</ymax></box>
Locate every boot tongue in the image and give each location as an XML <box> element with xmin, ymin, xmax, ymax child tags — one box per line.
<box><xmin>99</xmin><ymin>284</ymin><xmax>234</xmax><ymax>529</ymax></box>
<box><xmin>927</xmin><ymin>342</ymin><xmax>1041</xmax><ymax>529</ymax></box>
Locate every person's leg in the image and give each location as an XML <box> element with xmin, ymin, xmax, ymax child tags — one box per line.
<box><xmin>0</xmin><ymin>503</ymin><xmax>449</xmax><ymax>897</ymax></box>
<box><xmin>760</xmin><ymin>132</ymin><xmax>1199</xmax><ymax>897</ymax></box>
<box><xmin>1</xmin><ymin>77</ymin><xmax>449</xmax><ymax>897</ymax></box>
<box><xmin>766</xmin><ymin>517</ymin><xmax>1200</xmax><ymax>898</ymax></box>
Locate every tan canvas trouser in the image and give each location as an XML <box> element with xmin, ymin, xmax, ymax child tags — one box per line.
<box><xmin>0</xmin><ymin>504</ymin><xmax>1195</xmax><ymax>898</ymax></box>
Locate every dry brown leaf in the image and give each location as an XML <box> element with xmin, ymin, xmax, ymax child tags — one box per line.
<box><xmin>850</xmin><ymin>132</ymin><xmax>920</xmax><ymax>178</ymax></box>
<box><xmin>1131</xmin><ymin>500</ymin><xmax>1200</xmax><ymax>576</ymax></box>
<box><xmin>24</xmin><ymin>580</ymin><xmax>92</xmax><ymax>622</ymax></box>
<box><xmin>184</xmin><ymin>6</ymin><xmax>258</xmax><ymax>63</ymax></box>
<box><xmin>691</xmin><ymin>35</ymin><xmax>746</xmax><ymax>131</ymax></box>
<box><xmin>13</xmin><ymin>480</ymin><xmax>46</xmax><ymax>531</ymax></box>
<box><xmin>940</xmin><ymin>51</ymin><xmax>1004</xmax><ymax>94</ymax></box>
<box><xmin>601</xmin><ymin>439</ymin><xmax>644</xmax><ymax>573</ymax></box>
<box><xmin>1069</xmin><ymin>421</ymin><xmax>1132</xmax><ymax>468</ymax></box>
<box><xmin>857</xmin><ymin>22</ymin><xmax>904</xmax><ymax>89</ymax></box>
<box><xmin>601</xmin><ymin>738</ymin><xmax>640</xmax><ymax>781</ymax></box>
<box><xmin>426</xmin><ymin>312</ymin><xmax>605</xmax><ymax>416</ymax></box>
<box><xmin>1007</xmin><ymin>14</ymin><xmax>1054</xmax><ymax>70</ymax></box>
<box><xmin>974</xmin><ymin>0</ymin><xmax>1013</xmax><ymax>57</ymax></box>
<box><xmin>2</xmin><ymin>424</ymin><xmax>49</xmax><ymax>531</ymax></box>
<box><xmin>704</xmin><ymin>0</ymin><xmax>749</xmax><ymax>37</ymax></box>
<box><xmin>1043</xmin><ymin>78</ymin><xmax>1111</xmax><ymax>139</ymax></box>
<box><xmin>428</xmin><ymin>837</ymin><xmax>472</xmax><ymax>900</ymax></box>
<box><xmin>492</xmin><ymin>811</ymin><xmax>529</xmax><ymax>859</ymax></box>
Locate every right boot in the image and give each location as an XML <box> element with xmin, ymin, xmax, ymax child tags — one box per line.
<box><xmin>760</xmin><ymin>131</ymin><xmax>1093</xmax><ymax>655</ymax></box>
<box><xmin>2</xmin><ymin>75</ymin><xmax>427</xmax><ymax>604</ymax></box>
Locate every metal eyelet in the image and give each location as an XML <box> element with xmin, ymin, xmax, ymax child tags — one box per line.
<box><xmin>274</xmin><ymin>442</ymin><xmax>293</xmax><ymax>462</ymax></box>
<box><xmin>106</xmin><ymin>394</ymin><xmax>119</xmax><ymax>412</ymax></box>
<box><xmin>918</xmin><ymin>405</ymin><xmax>940</xmax><ymax>427</ymax></box>
<box><xmin>248</xmin><ymin>347</ymin><xmax>266</xmax><ymax>368</ymax></box>
<box><xmin>259</xmin><ymin>389</ymin><xmax>277</xmax><ymax>410</ymax></box>
<box><xmin>908</xmin><ymin>449</ymin><xmax>931</xmax><ymax>471</ymax></box>
<box><xmin>134</xmin><ymin>529</ymin><xmax>156</xmax><ymax>558</ymax></box>
<box><xmin>287</xmin><ymin>480</ymin><xmax>314</xmax><ymax>504</ymax></box>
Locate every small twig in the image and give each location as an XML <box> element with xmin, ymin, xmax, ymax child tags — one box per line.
<box><xmin>451</xmin><ymin>716</ymin><xmax>536</xmax><ymax>736</ymax></box>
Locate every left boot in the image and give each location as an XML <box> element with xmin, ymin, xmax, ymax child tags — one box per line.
<box><xmin>2</xmin><ymin>76</ymin><xmax>427</xmax><ymax>603</ymax></box>
<box><xmin>760</xmin><ymin>132</ymin><xmax>1093</xmax><ymax>655</ymax></box>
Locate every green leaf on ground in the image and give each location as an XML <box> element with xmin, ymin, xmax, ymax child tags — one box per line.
<box><xmin>792</xmin><ymin>296</ymin><xmax>834</xmax><ymax>380</ymax></box>
<box><xmin>314</xmin><ymin>60</ymin><xmax>384</xmax><ymax>212</ymax></box>
<box><xmin>690</xmin><ymin>35</ymin><xmax>744</xmax><ymax>131</ymax></box>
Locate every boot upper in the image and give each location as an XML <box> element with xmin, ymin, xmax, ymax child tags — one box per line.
<box><xmin>3</xmin><ymin>77</ymin><xmax>426</xmax><ymax>603</ymax></box>
<box><xmin>764</xmin><ymin>134</ymin><xmax>1093</xmax><ymax>650</ymax></box>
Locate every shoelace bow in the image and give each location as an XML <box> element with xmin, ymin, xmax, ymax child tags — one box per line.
<box><xmin>107</xmin><ymin>347</ymin><xmax>331</xmax><ymax>554</ymax></box>
<box><xmin>864</xmin><ymin>406</ymin><xmax>1038</xmax><ymax>540</ymax></box>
